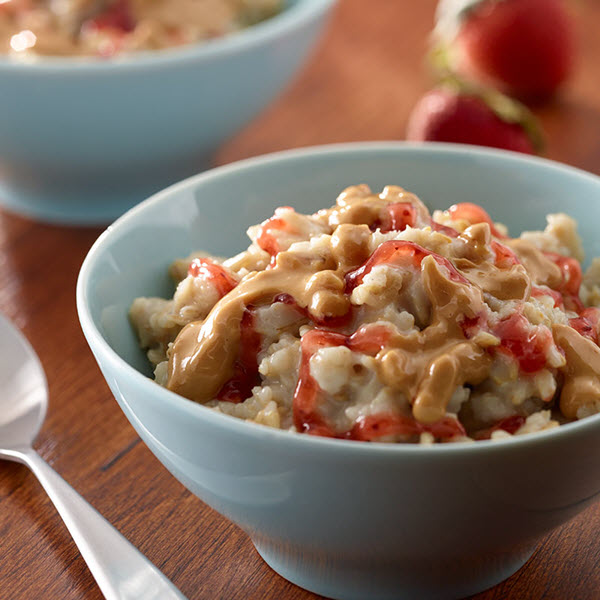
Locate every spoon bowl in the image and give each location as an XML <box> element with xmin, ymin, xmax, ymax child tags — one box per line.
<box><xmin>0</xmin><ymin>316</ymin><xmax>47</xmax><ymax>448</ymax></box>
<box><xmin>0</xmin><ymin>313</ymin><xmax>186</xmax><ymax>600</ymax></box>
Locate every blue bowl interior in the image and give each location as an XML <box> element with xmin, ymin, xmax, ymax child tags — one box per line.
<box><xmin>80</xmin><ymin>144</ymin><xmax>600</xmax><ymax>377</ymax></box>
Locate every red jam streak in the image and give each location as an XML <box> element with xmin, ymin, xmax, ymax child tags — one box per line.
<box><xmin>544</xmin><ymin>252</ymin><xmax>583</xmax><ymax>297</ymax></box>
<box><xmin>474</xmin><ymin>415</ymin><xmax>526</xmax><ymax>440</ymax></box>
<box><xmin>460</xmin><ymin>313</ymin><xmax>487</xmax><ymax>339</ymax></box>
<box><xmin>350</xmin><ymin>414</ymin><xmax>466</xmax><ymax>441</ymax></box>
<box><xmin>493</xmin><ymin>312</ymin><xmax>551</xmax><ymax>373</ymax></box>
<box><xmin>216</xmin><ymin>309</ymin><xmax>262</xmax><ymax>404</ymax></box>
<box><xmin>188</xmin><ymin>258</ymin><xmax>237</xmax><ymax>297</ymax></box>
<box><xmin>293</xmin><ymin>326</ymin><xmax>392</xmax><ymax>437</ymax></box>
<box><xmin>375</xmin><ymin>203</ymin><xmax>459</xmax><ymax>238</ymax></box>
<box><xmin>569</xmin><ymin>307</ymin><xmax>600</xmax><ymax>345</ymax></box>
<box><xmin>531</xmin><ymin>286</ymin><xmax>564</xmax><ymax>309</ymax></box>
<box><xmin>430</xmin><ymin>220</ymin><xmax>459</xmax><ymax>238</ymax></box>
<box><xmin>463</xmin><ymin>310</ymin><xmax>553</xmax><ymax>374</ymax></box>
<box><xmin>345</xmin><ymin>240</ymin><xmax>468</xmax><ymax>292</ymax></box>
<box><xmin>84</xmin><ymin>0</ymin><xmax>135</xmax><ymax>33</ymax></box>
<box><xmin>256</xmin><ymin>208</ymin><xmax>295</xmax><ymax>258</ymax></box>
<box><xmin>378</xmin><ymin>202</ymin><xmax>417</xmax><ymax>233</ymax></box>
<box><xmin>447</xmin><ymin>203</ymin><xmax>506</xmax><ymax>239</ymax></box>
<box><xmin>215</xmin><ymin>290</ymin><xmax>355</xmax><ymax>406</ymax></box>
<box><xmin>532</xmin><ymin>252</ymin><xmax>584</xmax><ymax>313</ymax></box>
<box><xmin>491</xmin><ymin>240</ymin><xmax>520</xmax><ymax>268</ymax></box>
<box><xmin>273</xmin><ymin>293</ymin><xmax>353</xmax><ymax>329</ymax></box>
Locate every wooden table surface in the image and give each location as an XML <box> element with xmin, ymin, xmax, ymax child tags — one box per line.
<box><xmin>1</xmin><ymin>1</ymin><xmax>600</xmax><ymax>599</ymax></box>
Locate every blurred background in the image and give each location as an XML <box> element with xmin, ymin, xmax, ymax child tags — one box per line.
<box><xmin>217</xmin><ymin>0</ymin><xmax>600</xmax><ymax>174</ymax></box>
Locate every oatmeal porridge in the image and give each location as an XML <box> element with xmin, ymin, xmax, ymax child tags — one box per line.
<box><xmin>130</xmin><ymin>185</ymin><xmax>600</xmax><ymax>443</ymax></box>
<box><xmin>0</xmin><ymin>0</ymin><xmax>282</xmax><ymax>57</ymax></box>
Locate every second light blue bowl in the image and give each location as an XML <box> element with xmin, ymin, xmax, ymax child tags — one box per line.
<box><xmin>0</xmin><ymin>0</ymin><xmax>335</xmax><ymax>224</ymax></box>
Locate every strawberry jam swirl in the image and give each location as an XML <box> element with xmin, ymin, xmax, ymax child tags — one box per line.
<box><xmin>131</xmin><ymin>184</ymin><xmax>600</xmax><ymax>443</ymax></box>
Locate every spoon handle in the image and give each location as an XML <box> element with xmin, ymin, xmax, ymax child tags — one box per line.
<box><xmin>4</xmin><ymin>446</ymin><xmax>187</xmax><ymax>600</ymax></box>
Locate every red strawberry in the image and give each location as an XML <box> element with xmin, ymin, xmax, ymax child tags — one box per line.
<box><xmin>406</xmin><ymin>83</ymin><xmax>543</xmax><ymax>154</ymax></box>
<box><xmin>434</xmin><ymin>0</ymin><xmax>574</xmax><ymax>101</ymax></box>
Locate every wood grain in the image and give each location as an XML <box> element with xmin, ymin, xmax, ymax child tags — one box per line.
<box><xmin>1</xmin><ymin>1</ymin><xmax>600</xmax><ymax>599</ymax></box>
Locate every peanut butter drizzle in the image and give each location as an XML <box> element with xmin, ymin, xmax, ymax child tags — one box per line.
<box><xmin>508</xmin><ymin>238</ymin><xmax>563</xmax><ymax>288</ymax></box>
<box><xmin>553</xmin><ymin>324</ymin><xmax>600</xmax><ymax>418</ymax></box>
<box><xmin>377</xmin><ymin>256</ymin><xmax>492</xmax><ymax>423</ymax></box>
<box><xmin>166</xmin><ymin>185</ymin><xmax>595</xmax><ymax>429</ymax></box>
<box><xmin>168</xmin><ymin>223</ymin><xmax>373</xmax><ymax>403</ymax></box>
<box><xmin>329</xmin><ymin>184</ymin><xmax>431</xmax><ymax>227</ymax></box>
<box><xmin>168</xmin><ymin>228</ymin><xmax>499</xmax><ymax>423</ymax></box>
<box><xmin>168</xmin><ymin>263</ymin><xmax>331</xmax><ymax>402</ymax></box>
<box><xmin>454</xmin><ymin>223</ymin><xmax>531</xmax><ymax>301</ymax></box>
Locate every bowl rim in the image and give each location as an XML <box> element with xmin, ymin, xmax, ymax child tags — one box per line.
<box><xmin>77</xmin><ymin>140</ymin><xmax>600</xmax><ymax>457</ymax></box>
<box><xmin>0</xmin><ymin>0</ymin><xmax>335</xmax><ymax>73</ymax></box>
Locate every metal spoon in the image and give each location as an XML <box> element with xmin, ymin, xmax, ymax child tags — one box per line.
<box><xmin>0</xmin><ymin>314</ymin><xmax>186</xmax><ymax>600</ymax></box>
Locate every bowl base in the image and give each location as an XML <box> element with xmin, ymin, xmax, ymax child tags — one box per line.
<box><xmin>0</xmin><ymin>184</ymin><xmax>143</xmax><ymax>226</ymax></box>
<box><xmin>0</xmin><ymin>155</ymin><xmax>212</xmax><ymax>226</ymax></box>
<box><xmin>253</xmin><ymin>538</ymin><xmax>536</xmax><ymax>600</ymax></box>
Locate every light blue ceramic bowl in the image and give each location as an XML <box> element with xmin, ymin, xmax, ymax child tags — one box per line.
<box><xmin>77</xmin><ymin>143</ymin><xmax>600</xmax><ymax>600</ymax></box>
<box><xmin>0</xmin><ymin>0</ymin><xmax>335</xmax><ymax>225</ymax></box>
